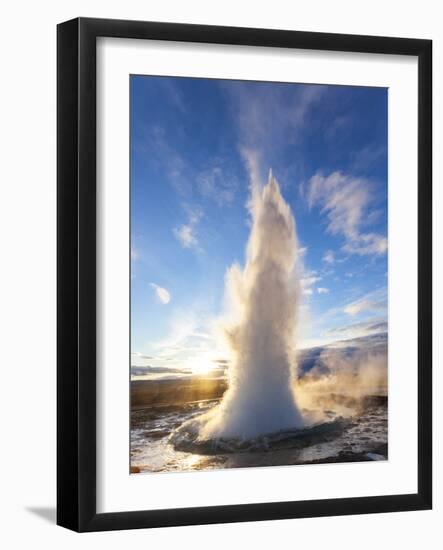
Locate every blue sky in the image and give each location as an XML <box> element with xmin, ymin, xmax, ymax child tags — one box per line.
<box><xmin>130</xmin><ymin>76</ymin><xmax>387</xmax><ymax>376</ymax></box>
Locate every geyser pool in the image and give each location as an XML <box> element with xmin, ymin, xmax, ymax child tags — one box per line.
<box><xmin>173</xmin><ymin>172</ymin><xmax>305</xmax><ymax>444</ymax></box>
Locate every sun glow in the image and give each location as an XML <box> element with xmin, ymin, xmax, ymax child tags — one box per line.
<box><xmin>190</xmin><ymin>356</ymin><xmax>215</xmax><ymax>376</ymax></box>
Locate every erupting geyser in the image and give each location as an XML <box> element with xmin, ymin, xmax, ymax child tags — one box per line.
<box><xmin>173</xmin><ymin>171</ymin><xmax>305</xmax><ymax>445</ymax></box>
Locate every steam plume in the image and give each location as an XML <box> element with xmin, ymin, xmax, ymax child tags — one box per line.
<box><xmin>194</xmin><ymin>171</ymin><xmax>305</xmax><ymax>440</ymax></box>
<box><xmin>296</xmin><ymin>344</ymin><xmax>387</xmax><ymax>417</ymax></box>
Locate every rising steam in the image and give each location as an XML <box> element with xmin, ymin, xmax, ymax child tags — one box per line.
<box><xmin>181</xmin><ymin>171</ymin><xmax>305</xmax><ymax>441</ymax></box>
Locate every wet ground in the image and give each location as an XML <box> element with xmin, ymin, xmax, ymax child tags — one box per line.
<box><xmin>130</xmin><ymin>395</ymin><xmax>388</xmax><ymax>473</ymax></box>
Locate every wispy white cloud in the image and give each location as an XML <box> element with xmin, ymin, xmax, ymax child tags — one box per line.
<box><xmin>144</xmin><ymin>122</ymin><xmax>240</xmax><ymax>210</ymax></box>
<box><xmin>174</xmin><ymin>224</ymin><xmax>198</xmax><ymax>249</ymax></box>
<box><xmin>197</xmin><ymin>162</ymin><xmax>237</xmax><ymax>206</ymax></box>
<box><xmin>301</xmin><ymin>273</ymin><xmax>322</xmax><ymax>296</ymax></box>
<box><xmin>131</xmin><ymin>245</ymin><xmax>139</xmax><ymax>260</ymax></box>
<box><xmin>343</xmin><ymin>294</ymin><xmax>386</xmax><ymax>316</ymax></box>
<box><xmin>317</xmin><ymin>287</ymin><xmax>329</xmax><ymax>294</ymax></box>
<box><xmin>227</xmin><ymin>83</ymin><xmax>324</xmax><ymax>153</ymax></box>
<box><xmin>323</xmin><ymin>115</ymin><xmax>351</xmax><ymax>141</ymax></box>
<box><xmin>149</xmin><ymin>283</ymin><xmax>171</xmax><ymax>304</ymax></box>
<box><xmin>149</xmin><ymin>308</ymin><xmax>224</xmax><ymax>374</ymax></box>
<box><xmin>154</xmin><ymin>310</ymin><xmax>201</xmax><ymax>350</ymax></box>
<box><xmin>322</xmin><ymin>250</ymin><xmax>335</xmax><ymax>264</ymax></box>
<box><xmin>173</xmin><ymin>206</ymin><xmax>202</xmax><ymax>251</ymax></box>
<box><xmin>350</xmin><ymin>144</ymin><xmax>387</xmax><ymax>174</ymax></box>
<box><xmin>144</xmin><ymin>126</ymin><xmax>191</xmax><ymax>196</ymax></box>
<box><xmin>131</xmin><ymin>352</ymin><xmax>154</xmax><ymax>361</ymax></box>
<box><xmin>306</xmin><ymin>171</ymin><xmax>387</xmax><ymax>256</ymax></box>
<box><xmin>160</xmin><ymin>79</ymin><xmax>187</xmax><ymax>114</ymax></box>
<box><xmin>224</xmin><ymin>83</ymin><xmax>325</xmax><ymax>189</ymax></box>
<box><xmin>131</xmin><ymin>245</ymin><xmax>139</xmax><ymax>280</ymax></box>
<box><xmin>302</xmin><ymin>275</ymin><xmax>322</xmax><ymax>287</ymax></box>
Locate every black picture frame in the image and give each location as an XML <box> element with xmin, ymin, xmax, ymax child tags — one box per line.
<box><xmin>57</xmin><ymin>17</ymin><xmax>432</xmax><ymax>532</ymax></box>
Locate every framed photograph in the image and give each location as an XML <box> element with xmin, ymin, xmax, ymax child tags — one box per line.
<box><xmin>57</xmin><ymin>17</ymin><xmax>432</xmax><ymax>532</ymax></box>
